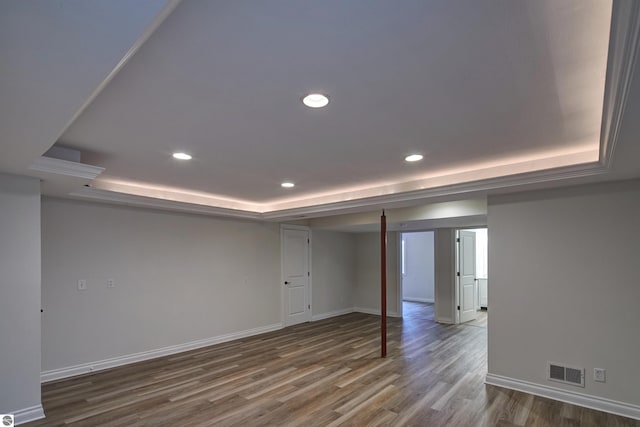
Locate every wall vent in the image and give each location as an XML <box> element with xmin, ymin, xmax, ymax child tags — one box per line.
<box><xmin>547</xmin><ymin>362</ymin><xmax>585</xmax><ymax>387</ymax></box>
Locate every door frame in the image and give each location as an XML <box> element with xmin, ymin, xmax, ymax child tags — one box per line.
<box><xmin>398</xmin><ymin>231</ymin><xmax>436</xmax><ymax>317</ymax></box>
<box><xmin>454</xmin><ymin>229</ymin><xmax>460</xmax><ymax>324</ymax></box>
<box><xmin>396</xmin><ymin>232</ymin><xmax>403</xmax><ymax>318</ymax></box>
<box><xmin>280</xmin><ymin>224</ymin><xmax>312</xmax><ymax>326</ymax></box>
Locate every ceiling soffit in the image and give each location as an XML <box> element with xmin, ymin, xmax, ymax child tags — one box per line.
<box><xmin>52</xmin><ymin>1</ymin><xmax>640</xmax><ymax>219</ymax></box>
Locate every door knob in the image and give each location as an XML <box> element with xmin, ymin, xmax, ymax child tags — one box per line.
<box><xmin>284</xmin><ymin>281</ymin><xmax>290</xmax><ymax>285</ymax></box>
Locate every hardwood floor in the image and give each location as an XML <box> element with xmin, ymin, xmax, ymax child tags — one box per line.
<box><xmin>466</xmin><ymin>309</ymin><xmax>488</xmax><ymax>329</ymax></box>
<box><xmin>26</xmin><ymin>302</ymin><xmax>638</xmax><ymax>426</ymax></box>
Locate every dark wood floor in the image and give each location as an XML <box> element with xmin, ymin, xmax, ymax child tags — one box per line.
<box><xmin>26</xmin><ymin>302</ymin><xmax>638</xmax><ymax>426</ymax></box>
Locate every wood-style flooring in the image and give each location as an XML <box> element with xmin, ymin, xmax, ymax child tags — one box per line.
<box><xmin>25</xmin><ymin>302</ymin><xmax>639</xmax><ymax>426</ymax></box>
<box><xmin>465</xmin><ymin>309</ymin><xmax>488</xmax><ymax>329</ymax></box>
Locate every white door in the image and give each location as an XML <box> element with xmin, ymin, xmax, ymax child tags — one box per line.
<box><xmin>282</xmin><ymin>227</ymin><xmax>311</xmax><ymax>326</ymax></box>
<box><xmin>458</xmin><ymin>230</ymin><xmax>477</xmax><ymax>323</ymax></box>
<box><xmin>479</xmin><ymin>278</ymin><xmax>488</xmax><ymax>308</ymax></box>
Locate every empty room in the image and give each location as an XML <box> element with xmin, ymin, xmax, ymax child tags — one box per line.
<box><xmin>2</xmin><ymin>1</ymin><xmax>640</xmax><ymax>426</ymax></box>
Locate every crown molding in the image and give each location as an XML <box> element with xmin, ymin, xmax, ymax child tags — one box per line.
<box><xmin>600</xmin><ymin>0</ymin><xmax>640</xmax><ymax>168</ymax></box>
<box><xmin>67</xmin><ymin>161</ymin><xmax>606</xmax><ymax>221</ymax></box>
<box><xmin>262</xmin><ymin>162</ymin><xmax>607</xmax><ymax>220</ymax></box>
<box><xmin>69</xmin><ymin>187</ymin><xmax>261</xmax><ymax>220</ymax></box>
<box><xmin>29</xmin><ymin>156</ymin><xmax>105</xmax><ymax>180</ymax></box>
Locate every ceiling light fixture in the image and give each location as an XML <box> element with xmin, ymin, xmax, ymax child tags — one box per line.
<box><xmin>302</xmin><ymin>93</ymin><xmax>329</xmax><ymax>108</ymax></box>
<box><xmin>281</xmin><ymin>182</ymin><xmax>295</xmax><ymax>188</ymax></box>
<box><xmin>172</xmin><ymin>152</ymin><xmax>192</xmax><ymax>160</ymax></box>
<box><xmin>404</xmin><ymin>154</ymin><xmax>423</xmax><ymax>162</ymax></box>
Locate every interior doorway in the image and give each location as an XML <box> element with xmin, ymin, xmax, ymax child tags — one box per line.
<box><xmin>400</xmin><ymin>231</ymin><xmax>435</xmax><ymax>305</ymax></box>
<box><xmin>456</xmin><ymin>227</ymin><xmax>488</xmax><ymax>324</ymax></box>
<box><xmin>281</xmin><ymin>225</ymin><xmax>311</xmax><ymax>326</ymax></box>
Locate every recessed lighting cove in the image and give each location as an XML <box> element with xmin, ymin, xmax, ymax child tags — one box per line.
<box><xmin>172</xmin><ymin>152</ymin><xmax>192</xmax><ymax>160</ymax></box>
<box><xmin>281</xmin><ymin>182</ymin><xmax>295</xmax><ymax>188</ymax></box>
<box><xmin>302</xmin><ymin>93</ymin><xmax>329</xmax><ymax>108</ymax></box>
<box><xmin>405</xmin><ymin>154</ymin><xmax>423</xmax><ymax>162</ymax></box>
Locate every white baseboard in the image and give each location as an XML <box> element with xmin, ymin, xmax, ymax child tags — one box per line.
<box><xmin>485</xmin><ymin>373</ymin><xmax>640</xmax><ymax>421</ymax></box>
<box><xmin>402</xmin><ymin>297</ymin><xmax>434</xmax><ymax>303</ymax></box>
<box><xmin>312</xmin><ymin>308</ymin><xmax>354</xmax><ymax>321</ymax></box>
<box><xmin>435</xmin><ymin>316</ymin><xmax>454</xmax><ymax>324</ymax></box>
<box><xmin>41</xmin><ymin>323</ymin><xmax>283</xmax><ymax>383</ymax></box>
<box><xmin>353</xmin><ymin>307</ymin><xmax>400</xmax><ymax>318</ymax></box>
<box><xmin>13</xmin><ymin>404</ymin><xmax>45</xmax><ymax>425</ymax></box>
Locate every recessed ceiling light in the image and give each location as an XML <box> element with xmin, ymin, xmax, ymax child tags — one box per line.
<box><xmin>302</xmin><ymin>93</ymin><xmax>329</xmax><ymax>108</ymax></box>
<box><xmin>404</xmin><ymin>154</ymin><xmax>423</xmax><ymax>162</ymax></box>
<box><xmin>172</xmin><ymin>152</ymin><xmax>192</xmax><ymax>160</ymax></box>
<box><xmin>281</xmin><ymin>182</ymin><xmax>295</xmax><ymax>188</ymax></box>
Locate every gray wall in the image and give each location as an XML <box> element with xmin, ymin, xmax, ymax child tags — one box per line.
<box><xmin>354</xmin><ymin>232</ymin><xmax>400</xmax><ymax>315</ymax></box>
<box><xmin>402</xmin><ymin>231</ymin><xmax>435</xmax><ymax>303</ymax></box>
<box><xmin>41</xmin><ymin>198</ymin><xmax>281</xmax><ymax>372</ymax></box>
<box><xmin>0</xmin><ymin>174</ymin><xmax>42</xmax><ymax>417</ymax></box>
<box><xmin>311</xmin><ymin>230</ymin><xmax>356</xmax><ymax>316</ymax></box>
<box><xmin>488</xmin><ymin>180</ymin><xmax>640</xmax><ymax>407</ymax></box>
<box><xmin>434</xmin><ymin>228</ymin><xmax>455</xmax><ymax>323</ymax></box>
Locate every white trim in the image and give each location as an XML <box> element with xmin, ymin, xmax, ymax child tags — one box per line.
<box><xmin>353</xmin><ymin>307</ymin><xmax>400</xmax><ymax>318</ymax></box>
<box><xmin>311</xmin><ymin>308</ymin><xmax>354</xmax><ymax>321</ymax></box>
<box><xmin>279</xmin><ymin>224</ymin><xmax>313</xmax><ymax>231</ymax></box>
<box><xmin>66</xmin><ymin>161</ymin><xmax>606</xmax><ymax>222</ymax></box>
<box><xmin>396</xmin><ymin>232</ymin><xmax>403</xmax><ymax>318</ymax></box>
<box><xmin>402</xmin><ymin>297</ymin><xmax>434</xmax><ymax>304</ymax></box>
<box><xmin>262</xmin><ymin>162</ymin><xmax>607</xmax><ymax>220</ymax></box>
<box><xmin>600</xmin><ymin>0</ymin><xmax>640</xmax><ymax>168</ymax></box>
<box><xmin>41</xmin><ymin>323</ymin><xmax>282</xmax><ymax>383</ymax></box>
<box><xmin>454</xmin><ymin>229</ymin><xmax>460</xmax><ymax>324</ymax></box>
<box><xmin>354</xmin><ymin>307</ymin><xmax>379</xmax><ymax>315</ymax></box>
<box><xmin>485</xmin><ymin>373</ymin><xmax>640</xmax><ymax>421</ymax></box>
<box><xmin>12</xmin><ymin>404</ymin><xmax>45</xmax><ymax>425</ymax></box>
<box><xmin>70</xmin><ymin>187</ymin><xmax>261</xmax><ymax>220</ymax></box>
<box><xmin>29</xmin><ymin>157</ymin><xmax>105</xmax><ymax>180</ymax></box>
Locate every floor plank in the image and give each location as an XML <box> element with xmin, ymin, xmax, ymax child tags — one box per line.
<box><xmin>25</xmin><ymin>302</ymin><xmax>639</xmax><ymax>426</ymax></box>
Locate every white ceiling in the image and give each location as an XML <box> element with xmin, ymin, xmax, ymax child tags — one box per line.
<box><xmin>2</xmin><ymin>0</ymin><xmax>640</xmax><ymax>220</ymax></box>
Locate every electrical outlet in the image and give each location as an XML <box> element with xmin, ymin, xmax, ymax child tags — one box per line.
<box><xmin>594</xmin><ymin>368</ymin><xmax>606</xmax><ymax>383</ymax></box>
<box><xmin>78</xmin><ymin>279</ymin><xmax>87</xmax><ymax>291</ymax></box>
<box><xmin>107</xmin><ymin>279</ymin><xmax>115</xmax><ymax>288</ymax></box>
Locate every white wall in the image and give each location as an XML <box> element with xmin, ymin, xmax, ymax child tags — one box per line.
<box><xmin>402</xmin><ymin>232</ymin><xmax>434</xmax><ymax>303</ymax></box>
<box><xmin>354</xmin><ymin>232</ymin><xmax>399</xmax><ymax>316</ymax></box>
<box><xmin>470</xmin><ymin>228</ymin><xmax>488</xmax><ymax>279</ymax></box>
<box><xmin>311</xmin><ymin>230</ymin><xmax>356</xmax><ymax>317</ymax></box>
<box><xmin>434</xmin><ymin>228</ymin><xmax>455</xmax><ymax>323</ymax></box>
<box><xmin>0</xmin><ymin>174</ymin><xmax>43</xmax><ymax>421</ymax></box>
<box><xmin>487</xmin><ymin>180</ymin><xmax>640</xmax><ymax>410</ymax></box>
<box><xmin>41</xmin><ymin>198</ymin><xmax>281</xmax><ymax>374</ymax></box>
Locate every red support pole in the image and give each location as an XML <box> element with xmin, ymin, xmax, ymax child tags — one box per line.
<box><xmin>381</xmin><ymin>210</ymin><xmax>387</xmax><ymax>358</ymax></box>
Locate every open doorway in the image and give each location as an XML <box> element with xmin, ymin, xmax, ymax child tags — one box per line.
<box><xmin>400</xmin><ymin>231</ymin><xmax>435</xmax><ymax>318</ymax></box>
<box><xmin>456</xmin><ymin>227</ymin><xmax>488</xmax><ymax>326</ymax></box>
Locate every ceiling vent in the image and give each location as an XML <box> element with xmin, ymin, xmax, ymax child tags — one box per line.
<box><xmin>547</xmin><ymin>362</ymin><xmax>585</xmax><ymax>387</ymax></box>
